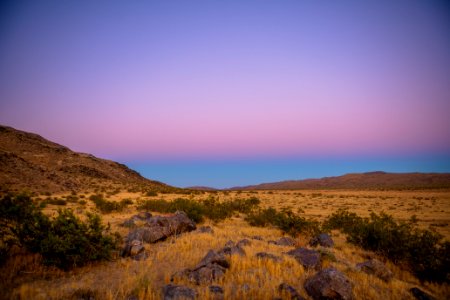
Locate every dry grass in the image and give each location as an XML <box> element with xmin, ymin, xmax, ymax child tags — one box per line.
<box><xmin>7</xmin><ymin>189</ymin><xmax>450</xmax><ymax>299</ymax></box>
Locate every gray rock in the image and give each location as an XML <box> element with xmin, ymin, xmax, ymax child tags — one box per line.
<box><xmin>236</xmin><ymin>238</ymin><xmax>251</xmax><ymax>248</ymax></box>
<box><xmin>309</xmin><ymin>233</ymin><xmax>334</xmax><ymax>248</ymax></box>
<box><xmin>163</xmin><ymin>284</ymin><xmax>197</xmax><ymax>300</ymax></box>
<box><xmin>269</xmin><ymin>237</ymin><xmax>296</xmax><ymax>246</ymax></box>
<box><xmin>410</xmin><ymin>287</ymin><xmax>436</xmax><ymax>300</ymax></box>
<box><xmin>256</xmin><ymin>252</ymin><xmax>282</xmax><ymax>263</ymax></box>
<box><xmin>122</xmin><ymin>212</ymin><xmax>153</xmax><ymax>227</ymax></box>
<box><xmin>209</xmin><ymin>285</ymin><xmax>224</xmax><ymax>294</ymax></box>
<box><xmin>356</xmin><ymin>259</ymin><xmax>393</xmax><ymax>282</ymax></box>
<box><xmin>278</xmin><ymin>283</ymin><xmax>305</xmax><ymax>300</ymax></box>
<box><xmin>196</xmin><ymin>250</ymin><xmax>230</xmax><ymax>269</ymax></box>
<box><xmin>125</xmin><ymin>211</ymin><xmax>196</xmax><ymax>244</ymax></box>
<box><xmin>209</xmin><ymin>285</ymin><xmax>224</xmax><ymax>300</ymax></box>
<box><xmin>188</xmin><ymin>263</ymin><xmax>227</xmax><ymax>284</ymax></box>
<box><xmin>304</xmin><ymin>267</ymin><xmax>353</xmax><ymax>300</ymax></box>
<box><xmin>224</xmin><ymin>240</ymin><xmax>235</xmax><ymax>247</ymax></box>
<box><xmin>287</xmin><ymin>248</ymin><xmax>321</xmax><ymax>269</ymax></box>
<box><xmin>129</xmin><ymin>240</ymin><xmax>145</xmax><ymax>256</ymax></box>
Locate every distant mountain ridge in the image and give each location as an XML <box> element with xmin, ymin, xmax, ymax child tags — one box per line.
<box><xmin>231</xmin><ymin>171</ymin><xmax>450</xmax><ymax>190</ymax></box>
<box><xmin>0</xmin><ymin>125</ymin><xmax>172</xmax><ymax>193</ymax></box>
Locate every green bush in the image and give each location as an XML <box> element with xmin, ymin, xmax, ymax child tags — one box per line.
<box><xmin>89</xmin><ymin>194</ymin><xmax>128</xmax><ymax>213</ymax></box>
<box><xmin>0</xmin><ymin>194</ymin><xmax>119</xmax><ymax>270</ymax></box>
<box><xmin>245</xmin><ymin>208</ymin><xmax>320</xmax><ymax>237</ymax></box>
<box><xmin>45</xmin><ymin>198</ymin><xmax>67</xmax><ymax>206</ymax></box>
<box><xmin>137</xmin><ymin>197</ymin><xmax>261</xmax><ymax>223</ymax></box>
<box><xmin>323</xmin><ymin>209</ymin><xmax>450</xmax><ymax>283</ymax></box>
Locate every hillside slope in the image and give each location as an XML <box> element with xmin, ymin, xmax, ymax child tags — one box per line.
<box><xmin>0</xmin><ymin>125</ymin><xmax>171</xmax><ymax>193</ymax></box>
<box><xmin>231</xmin><ymin>171</ymin><xmax>450</xmax><ymax>190</ymax></box>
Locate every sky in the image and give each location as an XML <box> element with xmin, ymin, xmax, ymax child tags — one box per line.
<box><xmin>0</xmin><ymin>0</ymin><xmax>449</xmax><ymax>188</ymax></box>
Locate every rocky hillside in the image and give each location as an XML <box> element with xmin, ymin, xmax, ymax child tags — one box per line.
<box><xmin>0</xmin><ymin>125</ymin><xmax>171</xmax><ymax>193</ymax></box>
<box><xmin>232</xmin><ymin>171</ymin><xmax>450</xmax><ymax>190</ymax></box>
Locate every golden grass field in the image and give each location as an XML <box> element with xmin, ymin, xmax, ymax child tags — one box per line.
<box><xmin>6</xmin><ymin>189</ymin><xmax>450</xmax><ymax>300</ymax></box>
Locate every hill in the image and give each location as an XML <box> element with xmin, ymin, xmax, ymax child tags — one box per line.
<box><xmin>231</xmin><ymin>171</ymin><xmax>450</xmax><ymax>190</ymax></box>
<box><xmin>0</xmin><ymin>125</ymin><xmax>172</xmax><ymax>194</ymax></box>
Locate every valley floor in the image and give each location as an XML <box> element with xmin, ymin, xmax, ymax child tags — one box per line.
<box><xmin>4</xmin><ymin>189</ymin><xmax>450</xmax><ymax>299</ymax></box>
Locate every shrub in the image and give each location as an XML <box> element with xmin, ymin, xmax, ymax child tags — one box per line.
<box><xmin>323</xmin><ymin>209</ymin><xmax>450</xmax><ymax>283</ymax></box>
<box><xmin>246</xmin><ymin>208</ymin><xmax>320</xmax><ymax>237</ymax></box>
<box><xmin>145</xmin><ymin>191</ymin><xmax>158</xmax><ymax>197</ymax></box>
<box><xmin>46</xmin><ymin>198</ymin><xmax>67</xmax><ymax>206</ymax></box>
<box><xmin>0</xmin><ymin>194</ymin><xmax>119</xmax><ymax>269</ymax></box>
<box><xmin>89</xmin><ymin>194</ymin><xmax>128</xmax><ymax>213</ymax></box>
<box><xmin>137</xmin><ymin>197</ymin><xmax>261</xmax><ymax>223</ymax></box>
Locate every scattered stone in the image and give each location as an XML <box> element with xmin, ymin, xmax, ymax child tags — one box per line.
<box><xmin>162</xmin><ymin>284</ymin><xmax>197</xmax><ymax>300</ymax></box>
<box><xmin>256</xmin><ymin>252</ymin><xmax>282</xmax><ymax>263</ymax></box>
<box><xmin>173</xmin><ymin>250</ymin><xmax>231</xmax><ymax>285</ymax></box>
<box><xmin>209</xmin><ymin>285</ymin><xmax>225</xmax><ymax>299</ymax></box>
<box><xmin>196</xmin><ymin>250</ymin><xmax>230</xmax><ymax>269</ymax></box>
<box><xmin>209</xmin><ymin>285</ymin><xmax>224</xmax><ymax>294</ymax></box>
<box><xmin>304</xmin><ymin>267</ymin><xmax>353</xmax><ymax>300</ymax></box>
<box><xmin>269</xmin><ymin>237</ymin><xmax>296</xmax><ymax>246</ymax></box>
<box><xmin>287</xmin><ymin>248</ymin><xmax>321</xmax><ymax>269</ymax></box>
<box><xmin>242</xmin><ymin>283</ymin><xmax>250</xmax><ymax>292</ymax></box>
<box><xmin>278</xmin><ymin>283</ymin><xmax>305</xmax><ymax>300</ymax></box>
<box><xmin>309</xmin><ymin>233</ymin><xmax>334</xmax><ymax>248</ymax></box>
<box><xmin>218</xmin><ymin>241</ymin><xmax>246</xmax><ymax>257</ymax></box>
<box><xmin>356</xmin><ymin>259</ymin><xmax>393</xmax><ymax>282</ymax></box>
<box><xmin>187</xmin><ymin>263</ymin><xmax>227</xmax><ymax>284</ymax></box>
<box><xmin>197</xmin><ymin>226</ymin><xmax>214</xmax><ymax>234</ymax></box>
<box><xmin>236</xmin><ymin>238</ymin><xmax>251</xmax><ymax>248</ymax></box>
<box><xmin>410</xmin><ymin>287</ymin><xmax>436</xmax><ymax>300</ymax></box>
<box><xmin>136</xmin><ymin>211</ymin><xmax>152</xmax><ymax>220</ymax></box>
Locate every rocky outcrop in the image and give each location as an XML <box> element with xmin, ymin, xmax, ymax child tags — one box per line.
<box><xmin>356</xmin><ymin>259</ymin><xmax>393</xmax><ymax>282</ymax></box>
<box><xmin>309</xmin><ymin>233</ymin><xmax>334</xmax><ymax>248</ymax></box>
<box><xmin>122</xmin><ymin>212</ymin><xmax>152</xmax><ymax>227</ymax></box>
<box><xmin>125</xmin><ymin>211</ymin><xmax>196</xmax><ymax>244</ymax></box>
<box><xmin>162</xmin><ymin>284</ymin><xmax>197</xmax><ymax>300</ymax></box>
<box><xmin>122</xmin><ymin>211</ymin><xmax>196</xmax><ymax>258</ymax></box>
<box><xmin>304</xmin><ymin>268</ymin><xmax>353</xmax><ymax>300</ymax></box>
<box><xmin>287</xmin><ymin>248</ymin><xmax>321</xmax><ymax>269</ymax></box>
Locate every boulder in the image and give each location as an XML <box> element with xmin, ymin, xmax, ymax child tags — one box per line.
<box><xmin>196</xmin><ymin>250</ymin><xmax>230</xmax><ymax>269</ymax></box>
<box><xmin>278</xmin><ymin>283</ymin><xmax>305</xmax><ymax>300</ymax></box>
<box><xmin>187</xmin><ymin>264</ymin><xmax>227</xmax><ymax>284</ymax></box>
<box><xmin>304</xmin><ymin>268</ymin><xmax>353</xmax><ymax>300</ymax></box>
<box><xmin>269</xmin><ymin>237</ymin><xmax>296</xmax><ymax>246</ymax></box>
<box><xmin>121</xmin><ymin>239</ymin><xmax>147</xmax><ymax>260</ymax></box>
<box><xmin>410</xmin><ymin>287</ymin><xmax>436</xmax><ymax>300</ymax></box>
<box><xmin>218</xmin><ymin>241</ymin><xmax>246</xmax><ymax>257</ymax></box>
<box><xmin>256</xmin><ymin>252</ymin><xmax>282</xmax><ymax>263</ymax></box>
<box><xmin>125</xmin><ymin>211</ymin><xmax>196</xmax><ymax>244</ymax></box>
<box><xmin>356</xmin><ymin>259</ymin><xmax>393</xmax><ymax>282</ymax></box>
<box><xmin>309</xmin><ymin>233</ymin><xmax>334</xmax><ymax>248</ymax></box>
<box><xmin>122</xmin><ymin>212</ymin><xmax>152</xmax><ymax>227</ymax></box>
<box><xmin>287</xmin><ymin>248</ymin><xmax>321</xmax><ymax>269</ymax></box>
<box><xmin>173</xmin><ymin>250</ymin><xmax>230</xmax><ymax>285</ymax></box>
<box><xmin>162</xmin><ymin>284</ymin><xmax>197</xmax><ymax>300</ymax></box>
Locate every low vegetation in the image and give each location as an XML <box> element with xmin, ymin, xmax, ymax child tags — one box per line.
<box><xmin>89</xmin><ymin>194</ymin><xmax>132</xmax><ymax>213</ymax></box>
<box><xmin>0</xmin><ymin>194</ymin><xmax>119</xmax><ymax>270</ymax></box>
<box><xmin>246</xmin><ymin>207</ymin><xmax>320</xmax><ymax>237</ymax></box>
<box><xmin>324</xmin><ymin>209</ymin><xmax>450</xmax><ymax>283</ymax></box>
<box><xmin>137</xmin><ymin>196</ymin><xmax>260</xmax><ymax>223</ymax></box>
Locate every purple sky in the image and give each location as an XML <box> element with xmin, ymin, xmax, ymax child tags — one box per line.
<box><xmin>0</xmin><ymin>1</ymin><xmax>449</xmax><ymax>187</ymax></box>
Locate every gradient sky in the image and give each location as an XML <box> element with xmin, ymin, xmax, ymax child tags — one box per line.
<box><xmin>1</xmin><ymin>1</ymin><xmax>449</xmax><ymax>188</ymax></box>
